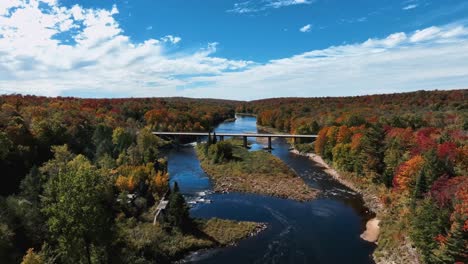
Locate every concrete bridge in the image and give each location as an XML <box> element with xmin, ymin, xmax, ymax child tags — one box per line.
<box><xmin>152</xmin><ymin>132</ymin><xmax>317</xmax><ymax>149</ymax></box>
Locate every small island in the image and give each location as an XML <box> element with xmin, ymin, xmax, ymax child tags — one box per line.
<box><xmin>127</xmin><ymin>218</ymin><xmax>265</xmax><ymax>262</ymax></box>
<box><xmin>196</xmin><ymin>139</ymin><xmax>318</xmax><ymax>201</ymax></box>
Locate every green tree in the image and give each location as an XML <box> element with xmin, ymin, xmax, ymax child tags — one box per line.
<box><xmin>432</xmin><ymin>216</ymin><xmax>467</xmax><ymax>263</ymax></box>
<box><xmin>383</xmin><ymin>139</ymin><xmax>406</xmax><ymax>187</ymax></box>
<box><xmin>92</xmin><ymin>124</ymin><xmax>113</xmax><ymax>160</ymax></box>
<box><xmin>112</xmin><ymin>127</ymin><xmax>134</xmax><ymax>154</ymax></box>
<box><xmin>360</xmin><ymin>123</ymin><xmax>385</xmax><ymax>179</ymax></box>
<box><xmin>0</xmin><ymin>131</ymin><xmax>12</xmax><ymax>160</ymax></box>
<box><xmin>410</xmin><ymin>198</ymin><xmax>450</xmax><ymax>263</ymax></box>
<box><xmin>137</xmin><ymin>128</ymin><xmax>164</xmax><ymax>163</ymax></box>
<box><xmin>332</xmin><ymin>143</ymin><xmax>354</xmax><ymax>172</ymax></box>
<box><xmin>166</xmin><ymin>182</ymin><xmax>192</xmax><ymax>233</ymax></box>
<box><xmin>208</xmin><ymin>141</ymin><xmax>233</xmax><ymax>164</ymax></box>
<box><xmin>410</xmin><ymin>170</ymin><xmax>427</xmax><ymax>209</ymax></box>
<box><xmin>42</xmin><ymin>155</ymin><xmax>113</xmax><ymax>264</ymax></box>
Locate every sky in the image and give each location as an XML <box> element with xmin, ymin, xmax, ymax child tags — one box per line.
<box><xmin>0</xmin><ymin>0</ymin><xmax>468</xmax><ymax>100</ymax></box>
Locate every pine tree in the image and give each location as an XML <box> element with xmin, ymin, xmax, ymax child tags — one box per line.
<box><xmin>410</xmin><ymin>198</ymin><xmax>450</xmax><ymax>263</ymax></box>
<box><xmin>360</xmin><ymin>123</ymin><xmax>385</xmax><ymax>179</ymax></box>
<box><xmin>432</xmin><ymin>217</ymin><xmax>467</xmax><ymax>263</ymax></box>
<box><xmin>166</xmin><ymin>182</ymin><xmax>192</xmax><ymax>233</ymax></box>
<box><xmin>411</xmin><ymin>170</ymin><xmax>427</xmax><ymax>209</ymax></box>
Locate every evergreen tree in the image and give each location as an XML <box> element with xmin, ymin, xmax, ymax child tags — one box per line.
<box><xmin>410</xmin><ymin>198</ymin><xmax>450</xmax><ymax>263</ymax></box>
<box><xmin>433</xmin><ymin>216</ymin><xmax>467</xmax><ymax>263</ymax></box>
<box><xmin>411</xmin><ymin>170</ymin><xmax>427</xmax><ymax>209</ymax></box>
<box><xmin>360</xmin><ymin>123</ymin><xmax>385</xmax><ymax>180</ymax></box>
<box><xmin>166</xmin><ymin>182</ymin><xmax>192</xmax><ymax>233</ymax></box>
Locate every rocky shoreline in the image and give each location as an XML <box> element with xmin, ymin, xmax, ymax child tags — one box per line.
<box><xmin>290</xmin><ymin>149</ymin><xmax>383</xmax><ymax>244</ymax></box>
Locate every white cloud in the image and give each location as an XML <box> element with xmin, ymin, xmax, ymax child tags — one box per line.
<box><xmin>0</xmin><ymin>0</ymin><xmax>252</xmax><ymax>97</ymax></box>
<box><xmin>228</xmin><ymin>0</ymin><xmax>312</xmax><ymax>14</ymax></box>
<box><xmin>403</xmin><ymin>4</ymin><xmax>418</xmax><ymax>10</ymax></box>
<box><xmin>267</xmin><ymin>0</ymin><xmax>312</xmax><ymax>8</ymax></box>
<box><xmin>161</xmin><ymin>35</ymin><xmax>181</xmax><ymax>44</ymax></box>
<box><xmin>363</xmin><ymin>32</ymin><xmax>407</xmax><ymax>47</ymax></box>
<box><xmin>299</xmin><ymin>24</ymin><xmax>311</xmax><ymax>32</ymax></box>
<box><xmin>0</xmin><ymin>1</ymin><xmax>468</xmax><ymax>100</ymax></box>
<box><xmin>146</xmin><ymin>26</ymin><xmax>153</xmax><ymax>30</ymax></box>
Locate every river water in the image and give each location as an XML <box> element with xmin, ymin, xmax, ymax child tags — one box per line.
<box><xmin>167</xmin><ymin>115</ymin><xmax>376</xmax><ymax>264</ymax></box>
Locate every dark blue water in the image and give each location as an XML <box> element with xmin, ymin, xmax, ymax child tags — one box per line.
<box><xmin>167</xmin><ymin>115</ymin><xmax>376</xmax><ymax>264</ymax></box>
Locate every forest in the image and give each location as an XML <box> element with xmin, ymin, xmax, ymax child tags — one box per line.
<box><xmin>0</xmin><ymin>90</ymin><xmax>467</xmax><ymax>263</ymax></box>
<box><xmin>244</xmin><ymin>89</ymin><xmax>467</xmax><ymax>263</ymax></box>
<box><xmin>0</xmin><ymin>95</ymin><xmax>241</xmax><ymax>263</ymax></box>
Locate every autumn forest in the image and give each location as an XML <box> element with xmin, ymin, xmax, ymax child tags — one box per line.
<box><xmin>0</xmin><ymin>90</ymin><xmax>467</xmax><ymax>264</ymax></box>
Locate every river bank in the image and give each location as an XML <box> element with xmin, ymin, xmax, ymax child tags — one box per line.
<box><xmin>195</xmin><ymin>141</ymin><xmax>318</xmax><ymax>202</ymax></box>
<box><xmin>290</xmin><ymin>150</ymin><xmax>382</xmax><ymax>241</ymax></box>
<box><xmin>289</xmin><ymin>148</ymin><xmax>422</xmax><ymax>264</ymax></box>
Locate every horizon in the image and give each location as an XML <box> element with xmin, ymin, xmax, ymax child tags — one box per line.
<box><xmin>1</xmin><ymin>88</ymin><xmax>466</xmax><ymax>102</ymax></box>
<box><xmin>1</xmin><ymin>0</ymin><xmax>468</xmax><ymax>99</ymax></box>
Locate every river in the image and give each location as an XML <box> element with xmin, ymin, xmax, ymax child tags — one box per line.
<box><xmin>167</xmin><ymin>115</ymin><xmax>376</xmax><ymax>264</ymax></box>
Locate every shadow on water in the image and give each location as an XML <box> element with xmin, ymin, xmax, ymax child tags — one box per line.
<box><xmin>167</xmin><ymin>115</ymin><xmax>376</xmax><ymax>264</ymax></box>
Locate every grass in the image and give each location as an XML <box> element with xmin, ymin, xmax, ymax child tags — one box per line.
<box><xmin>198</xmin><ymin>218</ymin><xmax>265</xmax><ymax>245</ymax></box>
<box><xmin>119</xmin><ymin>217</ymin><xmax>264</xmax><ymax>262</ymax></box>
<box><xmin>196</xmin><ymin>139</ymin><xmax>318</xmax><ymax>201</ymax></box>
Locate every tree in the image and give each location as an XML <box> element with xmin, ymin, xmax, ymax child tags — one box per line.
<box><xmin>393</xmin><ymin>155</ymin><xmax>425</xmax><ymax>192</ymax></box>
<box><xmin>92</xmin><ymin>124</ymin><xmax>113</xmax><ymax>160</ymax></box>
<box><xmin>383</xmin><ymin>138</ymin><xmax>406</xmax><ymax>187</ymax></box>
<box><xmin>411</xmin><ymin>170</ymin><xmax>427</xmax><ymax>209</ymax></box>
<box><xmin>432</xmin><ymin>217</ymin><xmax>467</xmax><ymax>263</ymax></box>
<box><xmin>166</xmin><ymin>182</ymin><xmax>192</xmax><ymax>233</ymax></box>
<box><xmin>42</xmin><ymin>155</ymin><xmax>113</xmax><ymax>264</ymax></box>
<box><xmin>21</xmin><ymin>248</ymin><xmax>44</xmax><ymax>264</ymax></box>
<box><xmin>410</xmin><ymin>197</ymin><xmax>450</xmax><ymax>263</ymax></box>
<box><xmin>137</xmin><ymin>128</ymin><xmax>164</xmax><ymax>164</ymax></box>
<box><xmin>0</xmin><ymin>131</ymin><xmax>12</xmax><ymax>160</ymax></box>
<box><xmin>360</xmin><ymin>123</ymin><xmax>385</xmax><ymax>178</ymax></box>
<box><xmin>208</xmin><ymin>141</ymin><xmax>233</xmax><ymax>164</ymax></box>
<box><xmin>112</xmin><ymin>127</ymin><xmax>134</xmax><ymax>154</ymax></box>
<box><xmin>332</xmin><ymin>143</ymin><xmax>354</xmax><ymax>172</ymax></box>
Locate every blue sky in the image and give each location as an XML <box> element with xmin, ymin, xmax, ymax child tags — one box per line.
<box><xmin>0</xmin><ymin>0</ymin><xmax>468</xmax><ymax>100</ymax></box>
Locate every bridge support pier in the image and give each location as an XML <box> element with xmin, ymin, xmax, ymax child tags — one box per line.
<box><xmin>268</xmin><ymin>136</ymin><xmax>272</xmax><ymax>150</ymax></box>
<box><xmin>220</xmin><ymin>135</ymin><xmax>224</xmax><ymax>141</ymax></box>
<box><xmin>243</xmin><ymin>136</ymin><xmax>248</xmax><ymax>148</ymax></box>
<box><xmin>293</xmin><ymin>137</ymin><xmax>297</xmax><ymax>144</ymax></box>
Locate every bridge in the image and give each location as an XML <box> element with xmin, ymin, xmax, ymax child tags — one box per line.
<box><xmin>152</xmin><ymin>132</ymin><xmax>317</xmax><ymax>149</ymax></box>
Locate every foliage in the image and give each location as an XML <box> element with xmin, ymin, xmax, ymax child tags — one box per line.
<box><xmin>207</xmin><ymin>141</ymin><xmax>233</xmax><ymax>163</ymax></box>
<box><xmin>20</xmin><ymin>248</ymin><xmax>44</xmax><ymax>264</ymax></box>
<box><xmin>42</xmin><ymin>155</ymin><xmax>113</xmax><ymax>263</ymax></box>
<box><xmin>247</xmin><ymin>89</ymin><xmax>467</xmax><ymax>264</ymax></box>
<box><xmin>196</xmin><ymin>140</ymin><xmax>317</xmax><ymax>201</ymax></box>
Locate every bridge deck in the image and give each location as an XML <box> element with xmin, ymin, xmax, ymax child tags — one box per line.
<box><xmin>152</xmin><ymin>132</ymin><xmax>317</xmax><ymax>138</ymax></box>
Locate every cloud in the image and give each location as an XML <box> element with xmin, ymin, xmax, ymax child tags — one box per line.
<box><xmin>403</xmin><ymin>4</ymin><xmax>418</xmax><ymax>10</ymax></box>
<box><xmin>146</xmin><ymin>26</ymin><xmax>153</xmax><ymax>30</ymax></box>
<box><xmin>228</xmin><ymin>0</ymin><xmax>312</xmax><ymax>14</ymax></box>
<box><xmin>0</xmin><ymin>0</ymin><xmax>252</xmax><ymax>97</ymax></box>
<box><xmin>299</xmin><ymin>24</ymin><xmax>311</xmax><ymax>32</ymax></box>
<box><xmin>161</xmin><ymin>35</ymin><xmax>181</xmax><ymax>44</ymax></box>
<box><xmin>178</xmin><ymin>24</ymin><xmax>468</xmax><ymax>100</ymax></box>
<box><xmin>1</xmin><ymin>1</ymin><xmax>468</xmax><ymax>100</ymax></box>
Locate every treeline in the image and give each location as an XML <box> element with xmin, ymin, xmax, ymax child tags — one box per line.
<box><xmin>0</xmin><ymin>95</ymin><xmax>237</xmax><ymax>263</ymax></box>
<box><xmin>0</xmin><ymin>95</ymin><xmax>236</xmax><ymax>195</ymax></box>
<box><xmin>244</xmin><ymin>90</ymin><xmax>467</xmax><ymax>263</ymax></box>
